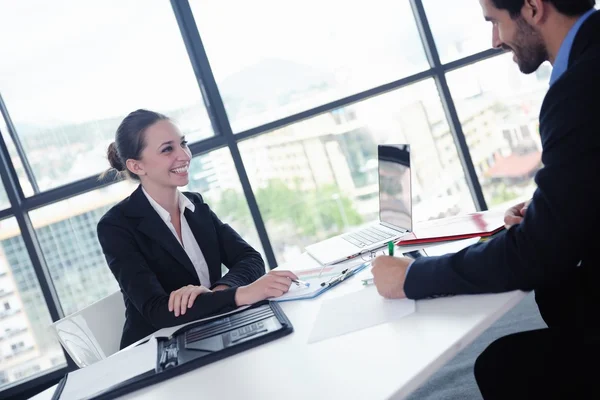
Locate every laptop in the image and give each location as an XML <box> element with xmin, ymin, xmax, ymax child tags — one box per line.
<box><xmin>305</xmin><ymin>144</ymin><xmax>413</xmax><ymax>266</ymax></box>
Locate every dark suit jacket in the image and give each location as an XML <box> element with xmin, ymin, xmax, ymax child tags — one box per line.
<box><xmin>97</xmin><ymin>185</ymin><xmax>265</xmax><ymax>348</ymax></box>
<box><xmin>405</xmin><ymin>11</ymin><xmax>600</xmax><ymax>331</ymax></box>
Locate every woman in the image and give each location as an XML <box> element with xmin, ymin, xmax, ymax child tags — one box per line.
<box><xmin>97</xmin><ymin>109</ymin><xmax>297</xmax><ymax>349</ymax></box>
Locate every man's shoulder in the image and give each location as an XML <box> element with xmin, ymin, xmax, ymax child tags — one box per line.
<box><xmin>543</xmin><ymin>54</ymin><xmax>600</xmax><ymax>113</ymax></box>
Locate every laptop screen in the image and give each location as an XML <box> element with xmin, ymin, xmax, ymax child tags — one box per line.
<box><xmin>378</xmin><ymin>144</ymin><xmax>412</xmax><ymax>232</ymax></box>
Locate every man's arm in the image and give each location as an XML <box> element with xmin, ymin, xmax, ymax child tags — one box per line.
<box><xmin>405</xmin><ymin>75</ymin><xmax>600</xmax><ymax>299</ymax></box>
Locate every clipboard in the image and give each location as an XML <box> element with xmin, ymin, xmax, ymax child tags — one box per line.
<box><xmin>271</xmin><ymin>261</ymin><xmax>371</xmax><ymax>302</ymax></box>
<box><xmin>51</xmin><ymin>301</ymin><xmax>292</xmax><ymax>400</ymax></box>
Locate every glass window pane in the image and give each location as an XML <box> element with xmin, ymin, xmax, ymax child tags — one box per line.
<box><xmin>0</xmin><ymin>218</ymin><xmax>66</xmax><ymax>390</ymax></box>
<box><xmin>423</xmin><ymin>0</ymin><xmax>491</xmax><ymax>63</ymax></box>
<box><xmin>239</xmin><ymin>79</ymin><xmax>476</xmax><ymax>264</ymax></box>
<box><xmin>447</xmin><ymin>54</ymin><xmax>550</xmax><ymax>210</ymax></box>
<box><xmin>1</xmin><ymin>118</ymin><xmax>34</xmax><ymax>203</ymax></box>
<box><xmin>0</xmin><ymin>0</ymin><xmax>213</xmax><ymax>192</ymax></box>
<box><xmin>183</xmin><ymin>148</ymin><xmax>268</xmax><ymax>267</ymax></box>
<box><xmin>29</xmin><ymin>182</ymin><xmax>138</xmax><ymax>316</ymax></box>
<box><xmin>0</xmin><ymin>184</ymin><xmax>7</xmax><ymax>211</ymax></box>
<box><xmin>191</xmin><ymin>0</ymin><xmax>429</xmax><ymax>133</ymax></box>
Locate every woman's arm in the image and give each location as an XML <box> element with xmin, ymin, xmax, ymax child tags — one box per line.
<box><xmin>208</xmin><ymin>210</ymin><xmax>266</xmax><ymax>289</ymax></box>
<box><xmin>97</xmin><ymin>216</ymin><xmax>239</xmax><ymax>329</ymax></box>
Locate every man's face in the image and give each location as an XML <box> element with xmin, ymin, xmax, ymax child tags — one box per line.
<box><xmin>479</xmin><ymin>0</ymin><xmax>548</xmax><ymax>73</ymax></box>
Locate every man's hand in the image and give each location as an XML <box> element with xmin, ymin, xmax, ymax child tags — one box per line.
<box><xmin>371</xmin><ymin>256</ymin><xmax>412</xmax><ymax>299</ymax></box>
<box><xmin>235</xmin><ymin>270</ymin><xmax>298</xmax><ymax>306</ymax></box>
<box><xmin>211</xmin><ymin>285</ymin><xmax>230</xmax><ymax>292</ymax></box>
<box><xmin>168</xmin><ymin>285</ymin><xmax>212</xmax><ymax>317</ymax></box>
<box><xmin>504</xmin><ymin>198</ymin><xmax>532</xmax><ymax>228</ymax></box>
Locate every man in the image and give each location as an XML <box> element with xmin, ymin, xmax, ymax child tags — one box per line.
<box><xmin>371</xmin><ymin>0</ymin><xmax>599</xmax><ymax>398</ymax></box>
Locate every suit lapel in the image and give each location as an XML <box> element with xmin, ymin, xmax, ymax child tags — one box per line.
<box><xmin>126</xmin><ymin>186</ymin><xmax>198</xmax><ymax>280</ymax></box>
<box><xmin>183</xmin><ymin>199</ymin><xmax>221</xmax><ymax>284</ymax></box>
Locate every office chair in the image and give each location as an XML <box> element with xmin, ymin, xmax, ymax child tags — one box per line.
<box><xmin>50</xmin><ymin>291</ymin><xmax>125</xmax><ymax>368</ymax></box>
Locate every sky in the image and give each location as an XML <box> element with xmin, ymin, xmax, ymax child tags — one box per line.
<box><xmin>0</xmin><ymin>0</ymin><xmax>498</xmax><ymax>127</ymax></box>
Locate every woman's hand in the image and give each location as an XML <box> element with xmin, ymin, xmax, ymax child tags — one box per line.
<box><xmin>235</xmin><ymin>270</ymin><xmax>299</xmax><ymax>306</ymax></box>
<box><xmin>168</xmin><ymin>285</ymin><xmax>212</xmax><ymax>317</ymax></box>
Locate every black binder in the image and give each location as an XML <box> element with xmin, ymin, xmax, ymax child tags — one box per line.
<box><xmin>52</xmin><ymin>301</ymin><xmax>293</xmax><ymax>400</ymax></box>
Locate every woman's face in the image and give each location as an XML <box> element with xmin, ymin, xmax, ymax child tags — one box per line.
<box><xmin>129</xmin><ymin>120</ymin><xmax>192</xmax><ymax>189</ymax></box>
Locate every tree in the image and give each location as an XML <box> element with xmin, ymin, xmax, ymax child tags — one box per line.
<box><xmin>208</xmin><ymin>179</ymin><xmax>364</xmax><ymax>241</ymax></box>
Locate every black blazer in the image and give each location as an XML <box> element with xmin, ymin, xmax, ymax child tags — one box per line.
<box><xmin>404</xmin><ymin>11</ymin><xmax>600</xmax><ymax>331</ymax></box>
<box><xmin>97</xmin><ymin>185</ymin><xmax>265</xmax><ymax>348</ymax></box>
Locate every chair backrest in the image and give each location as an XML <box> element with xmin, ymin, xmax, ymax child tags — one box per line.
<box><xmin>50</xmin><ymin>291</ymin><xmax>125</xmax><ymax>368</ymax></box>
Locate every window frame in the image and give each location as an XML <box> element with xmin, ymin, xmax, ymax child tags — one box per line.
<box><xmin>0</xmin><ymin>0</ymin><xmax>510</xmax><ymax>397</ymax></box>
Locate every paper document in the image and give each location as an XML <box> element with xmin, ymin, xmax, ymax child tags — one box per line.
<box><xmin>272</xmin><ymin>262</ymin><xmax>370</xmax><ymax>302</ymax></box>
<box><xmin>423</xmin><ymin>237</ymin><xmax>480</xmax><ymax>257</ymax></box>
<box><xmin>308</xmin><ymin>286</ymin><xmax>415</xmax><ymax>343</ymax></box>
<box><xmin>150</xmin><ymin>305</ymin><xmax>251</xmax><ymax>339</ymax></box>
<box><xmin>59</xmin><ymin>336</ymin><xmax>157</xmax><ymax>400</ymax></box>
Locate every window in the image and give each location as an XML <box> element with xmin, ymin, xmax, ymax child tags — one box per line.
<box><xmin>1</xmin><ymin>117</ymin><xmax>34</xmax><ymax>207</ymax></box>
<box><xmin>29</xmin><ymin>181</ymin><xmax>137</xmax><ymax>316</ymax></box>
<box><xmin>423</xmin><ymin>0</ymin><xmax>492</xmax><ymax>63</ymax></box>
<box><xmin>190</xmin><ymin>0</ymin><xmax>428</xmax><ymax>133</ymax></box>
<box><xmin>183</xmin><ymin>148</ymin><xmax>267</xmax><ymax>267</ymax></box>
<box><xmin>0</xmin><ymin>218</ymin><xmax>66</xmax><ymax>390</ymax></box>
<box><xmin>446</xmin><ymin>54</ymin><xmax>550</xmax><ymax>209</ymax></box>
<box><xmin>238</xmin><ymin>79</ymin><xmax>476</xmax><ymax>264</ymax></box>
<box><xmin>0</xmin><ymin>185</ymin><xmax>7</xmax><ymax>212</ymax></box>
<box><xmin>0</xmin><ymin>0</ymin><xmax>213</xmax><ymax>192</ymax></box>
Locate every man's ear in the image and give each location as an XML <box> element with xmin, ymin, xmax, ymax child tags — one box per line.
<box><xmin>126</xmin><ymin>159</ymin><xmax>146</xmax><ymax>177</ymax></box>
<box><xmin>523</xmin><ymin>0</ymin><xmax>547</xmax><ymax>25</ymax></box>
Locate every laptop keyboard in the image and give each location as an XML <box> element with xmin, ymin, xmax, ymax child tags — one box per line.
<box><xmin>342</xmin><ymin>226</ymin><xmax>396</xmax><ymax>247</ymax></box>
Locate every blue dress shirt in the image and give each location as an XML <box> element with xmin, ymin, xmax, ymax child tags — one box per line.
<box><xmin>550</xmin><ymin>8</ymin><xmax>597</xmax><ymax>86</ymax></box>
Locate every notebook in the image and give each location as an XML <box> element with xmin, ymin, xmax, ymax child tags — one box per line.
<box><xmin>395</xmin><ymin>210</ymin><xmax>505</xmax><ymax>246</ymax></box>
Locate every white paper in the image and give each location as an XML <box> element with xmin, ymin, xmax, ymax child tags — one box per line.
<box><xmin>272</xmin><ymin>262</ymin><xmax>370</xmax><ymax>302</ymax></box>
<box><xmin>60</xmin><ymin>336</ymin><xmax>157</xmax><ymax>400</ymax></box>
<box><xmin>150</xmin><ymin>305</ymin><xmax>251</xmax><ymax>339</ymax></box>
<box><xmin>308</xmin><ymin>286</ymin><xmax>415</xmax><ymax>343</ymax></box>
<box><xmin>422</xmin><ymin>237</ymin><xmax>480</xmax><ymax>257</ymax></box>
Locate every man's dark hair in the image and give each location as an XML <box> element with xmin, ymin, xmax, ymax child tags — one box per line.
<box><xmin>491</xmin><ymin>0</ymin><xmax>596</xmax><ymax>18</ymax></box>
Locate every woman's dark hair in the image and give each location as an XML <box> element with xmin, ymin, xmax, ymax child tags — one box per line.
<box><xmin>104</xmin><ymin>109</ymin><xmax>169</xmax><ymax>180</ymax></box>
<box><xmin>491</xmin><ymin>0</ymin><xmax>596</xmax><ymax>18</ymax></box>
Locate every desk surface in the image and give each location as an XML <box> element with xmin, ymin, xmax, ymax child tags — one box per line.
<box><xmin>33</xmin><ymin>243</ymin><xmax>527</xmax><ymax>400</ymax></box>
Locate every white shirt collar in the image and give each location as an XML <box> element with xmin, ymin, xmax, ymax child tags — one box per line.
<box><xmin>142</xmin><ymin>187</ymin><xmax>195</xmax><ymax>223</ymax></box>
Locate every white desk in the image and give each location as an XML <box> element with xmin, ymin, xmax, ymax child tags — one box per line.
<box><xmin>34</xmin><ymin>245</ymin><xmax>527</xmax><ymax>400</ymax></box>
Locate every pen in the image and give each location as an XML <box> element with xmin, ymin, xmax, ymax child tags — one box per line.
<box><xmin>388</xmin><ymin>241</ymin><xmax>395</xmax><ymax>256</ymax></box>
<box><xmin>291</xmin><ymin>278</ymin><xmax>310</xmax><ymax>288</ymax></box>
<box><xmin>362</xmin><ymin>277</ymin><xmax>374</xmax><ymax>286</ymax></box>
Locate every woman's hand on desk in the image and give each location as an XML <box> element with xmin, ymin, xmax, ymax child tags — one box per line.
<box><xmin>371</xmin><ymin>256</ymin><xmax>411</xmax><ymax>299</ymax></box>
<box><xmin>235</xmin><ymin>270</ymin><xmax>299</xmax><ymax>306</ymax></box>
<box><xmin>168</xmin><ymin>285</ymin><xmax>212</xmax><ymax>317</ymax></box>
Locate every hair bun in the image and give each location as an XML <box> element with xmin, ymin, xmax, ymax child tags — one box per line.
<box><xmin>107</xmin><ymin>142</ymin><xmax>125</xmax><ymax>172</ymax></box>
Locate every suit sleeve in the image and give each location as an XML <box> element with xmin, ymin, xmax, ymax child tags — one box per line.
<box><xmin>97</xmin><ymin>215</ymin><xmax>239</xmax><ymax>329</ymax></box>
<box><xmin>208</xmin><ymin>209</ymin><xmax>266</xmax><ymax>289</ymax></box>
<box><xmin>404</xmin><ymin>68</ymin><xmax>600</xmax><ymax>300</ymax></box>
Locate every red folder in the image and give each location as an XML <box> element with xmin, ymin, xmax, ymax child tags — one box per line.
<box><xmin>396</xmin><ymin>210</ymin><xmax>506</xmax><ymax>246</ymax></box>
